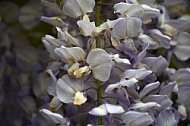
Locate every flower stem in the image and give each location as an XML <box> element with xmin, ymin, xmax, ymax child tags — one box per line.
<box><xmin>95</xmin><ymin>0</ymin><xmax>102</xmax><ymax>125</ymax></box>
<box><xmin>95</xmin><ymin>0</ymin><xmax>101</xmax><ymax>48</ymax></box>
<box><xmin>96</xmin><ymin>79</ymin><xmax>102</xmax><ymax>124</ymax></box>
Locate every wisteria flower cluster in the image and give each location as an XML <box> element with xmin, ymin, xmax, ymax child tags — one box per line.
<box><xmin>1</xmin><ymin>0</ymin><xmax>189</xmax><ymax>125</ymax></box>
<box><xmin>39</xmin><ymin>0</ymin><xmax>190</xmax><ymax>125</ymax></box>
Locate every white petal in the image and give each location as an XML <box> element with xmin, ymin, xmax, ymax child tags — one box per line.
<box><xmin>105</xmin><ymin>103</ymin><xmax>125</xmax><ymax>114</ymax></box>
<box><xmin>174</xmin><ymin>33</ymin><xmax>190</xmax><ymax>61</ymax></box>
<box><xmin>62</xmin><ymin>0</ymin><xmax>82</xmax><ymax>18</ymax></box>
<box><xmin>114</xmin><ymin>2</ymin><xmax>143</xmax><ymax>17</ymax></box>
<box><xmin>112</xmin><ymin>17</ymin><xmax>142</xmax><ymax>39</ymax></box>
<box><xmin>105</xmin><ymin>83</ymin><xmax>121</xmax><ymax>94</ymax></box>
<box><xmin>54</xmin><ymin>46</ymin><xmax>86</xmax><ymax>64</ymax></box>
<box><xmin>40</xmin><ymin>16</ymin><xmax>68</xmax><ymax>28</ymax></box>
<box><xmin>89</xmin><ymin>105</ymin><xmax>107</xmax><ymax>116</ymax></box>
<box><xmin>77</xmin><ymin>20</ymin><xmax>95</xmax><ymax>36</ymax></box>
<box><xmin>121</xmin><ymin>78</ymin><xmax>139</xmax><ymax>88</ymax></box>
<box><xmin>131</xmin><ymin>102</ymin><xmax>160</xmax><ymax>111</ymax></box>
<box><xmin>40</xmin><ymin>109</ymin><xmax>70</xmax><ymax>125</ymax></box>
<box><xmin>91</xmin><ymin>63</ymin><xmax>113</xmax><ymax>82</ymax></box>
<box><xmin>111</xmin><ymin>54</ymin><xmax>131</xmax><ymax>64</ymax></box>
<box><xmin>87</xmin><ymin>49</ymin><xmax>113</xmax><ymax>82</ymax></box>
<box><xmin>77</xmin><ymin>0</ymin><xmax>95</xmax><ymax>14</ymax></box>
<box><xmin>149</xmin><ymin>29</ymin><xmax>171</xmax><ymax>49</ymax></box>
<box><xmin>141</xmin><ymin>4</ymin><xmax>160</xmax><ymax>18</ymax></box>
<box><xmin>56</xmin><ymin>77</ymin><xmax>75</xmax><ymax>103</ymax></box>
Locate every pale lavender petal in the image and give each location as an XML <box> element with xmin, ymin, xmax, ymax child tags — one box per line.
<box><xmin>122</xmin><ymin>111</ymin><xmax>154</xmax><ymax>126</ymax></box>
<box><xmin>122</xmin><ymin>68</ymin><xmax>152</xmax><ymax>80</ymax></box>
<box><xmin>87</xmin><ymin>49</ymin><xmax>113</xmax><ymax>82</ymax></box>
<box><xmin>140</xmin><ymin>81</ymin><xmax>160</xmax><ymax>98</ymax></box>
<box><xmin>91</xmin><ymin>63</ymin><xmax>113</xmax><ymax>82</ymax></box>
<box><xmin>159</xmin><ymin>82</ymin><xmax>176</xmax><ymax>96</ymax></box>
<box><xmin>62</xmin><ymin>0</ymin><xmax>82</xmax><ymax>18</ymax></box>
<box><xmin>177</xmin><ymin>82</ymin><xmax>190</xmax><ymax>105</ymax></box>
<box><xmin>77</xmin><ymin>0</ymin><xmax>95</xmax><ymax>14</ymax></box>
<box><xmin>143</xmin><ymin>95</ymin><xmax>173</xmax><ymax>111</ymax></box>
<box><xmin>130</xmin><ymin>102</ymin><xmax>160</xmax><ymax>111</ymax></box>
<box><xmin>133</xmin><ymin>42</ymin><xmax>150</xmax><ymax>67</ymax></box>
<box><xmin>121</xmin><ymin>78</ymin><xmax>139</xmax><ymax>87</ymax></box>
<box><xmin>62</xmin><ymin>0</ymin><xmax>95</xmax><ymax>18</ymax></box>
<box><xmin>114</xmin><ymin>2</ymin><xmax>144</xmax><ymax>17</ymax></box>
<box><xmin>56</xmin><ymin>76</ymin><xmax>75</xmax><ymax>103</ymax></box>
<box><xmin>54</xmin><ymin>46</ymin><xmax>86</xmax><ymax>64</ymax></box>
<box><xmin>105</xmin><ymin>82</ymin><xmax>120</xmax><ymax>94</ymax></box>
<box><xmin>149</xmin><ymin>29</ymin><xmax>171</xmax><ymax>49</ymax></box>
<box><xmin>142</xmin><ymin>56</ymin><xmax>169</xmax><ymax>76</ymax></box>
<box><xmin>105</xmin><ymin>103</ymin><xmax>125</xmax><ymax>114</ymax></box>
<box><xmin>40</xmin><ymin>109</ymin><xmax>70</xmax><ymax>125</ymax></box>
<box><xmin>174</xmin><ymin>46</ymin><xmax>190</xmax><ymax>61</ymax></box>
<box><xmin>56</xmin><ymin>75</ymin><xmax>84</xmax><ymax>103</ymax></box>
<box><xmin>156</xmin><ymin>109</ymin><xmax>177</xmax><ymax>126</ymax></box>
<box><xmin>41</xmin><ymin>16</ymin><xmax>68</xmax><ymax>28</ymax></box>
<box><xmin>112</xmin><ymin>17</ymin><xmax>142</xmax><ymax>39</ymax></box>
<box><xmin>89</xmin><ymin>104</ymin><xmax>107</xmax><ymax>116</ymax></box>
<box><xmin>141</xmin><ymin>4</ymin><xmax>160</xmax><ymax>19</ymax></box>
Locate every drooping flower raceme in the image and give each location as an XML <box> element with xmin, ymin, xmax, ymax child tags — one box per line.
<box><xmin>38</xmin><ymin>0</ymin><xmax>190</xmax><ymax>125</ymax></box>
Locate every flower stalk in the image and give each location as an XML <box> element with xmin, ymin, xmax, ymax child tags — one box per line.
<box><xmin>95</xmin><ymin>0</ymin><xmax>102</xmax><ymax>125</ymax></box>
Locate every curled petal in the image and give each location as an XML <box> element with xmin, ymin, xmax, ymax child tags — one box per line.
<box><xmin>40</xmin><ymin>109</ymin><xmax>70</xmax><ymax>125</ymax></box>
<box><xmin>141</xmin><ymin>4</ymin><xmax>160</xmax><ymax>19</ymax></box>
<box><xmin>130</xmin><ymin>102</ymin><xmax>160</xmax><ymax>111</ymax></box>
<box><xmin>73</xmin><ymin>91</ymin><xmax>87</xmax><ymax>105</ymax></box>
<box><xmin>104</xmin><ymin>103</ymin><xmax>125</xmax><ymax>114</ymax></box>
<box><xmin>114</xmin><ymin>2</ymin><xmax>144</xmax><ymax>18</ymax></box>
<box><xmin>41</xmin><ymin>16</ymin><xmax>68</xmax><ymax>28</ymax></box>
<box><xmin>89</xmin><ymin>104</ymin><xmax>107</xmax><ymax>116</ymax></box>
<box><xmin>110</xmin><ymin>54</ymin><xmax>131</xmax><ymax>64</ymax></box>
<box><xmin>73</xmin><ymin>66</ymin><xmax>91</xmax><ymax>78</ymax></box>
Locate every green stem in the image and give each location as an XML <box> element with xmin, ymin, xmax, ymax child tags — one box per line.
<box><xmin>95</xmin><ymin>0</ymin><xmax>101</xmax><ymax>48</ymax></box>
<box><xmin>96</xmin><ymin>79</ymin><xmax>102</xmax><ymax>124</ymax></box>
<box><xmin>95</xmin><ymin>0</ymin><xmax>102</xmax><ymax>125</ymax></box>
<box><xmin>95</xmin><ymin>0</ymin><xmax>101</xmax><ymax>26</ymax></box>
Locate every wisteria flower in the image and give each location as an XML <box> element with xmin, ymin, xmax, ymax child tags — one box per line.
<box><xmin>56</xmin><ymin>75</ymin><xmax>87</xmax><ymax>105</ymax></box>
<box><xmin>77</xmin><ymin>20</ymin><xmax>104</xmax><ymax>37</ymax></box>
